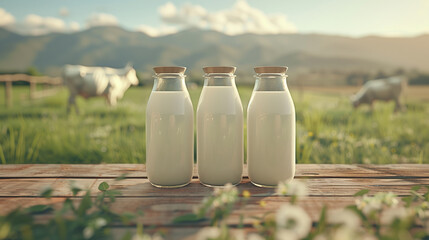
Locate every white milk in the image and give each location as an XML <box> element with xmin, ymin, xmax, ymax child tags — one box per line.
<box><xmin>247</xmin><ymin>91</ymin><xmax>295</xmax><ymax>187</ymax></box>
<box><xmin>197</xmin><ymin>86</ymin><xmax>243</xmax><ymax>186</ymax></box>
<box><xmin>146</xmin><ymin>91</ymin><xmax>194</xmax><ymax>187</ymax></box>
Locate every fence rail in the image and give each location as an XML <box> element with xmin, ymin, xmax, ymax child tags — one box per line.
<box><xmin>0</xmin><ymin>74</ymin><xmax>62</xmax><ymax>108</ymax></box>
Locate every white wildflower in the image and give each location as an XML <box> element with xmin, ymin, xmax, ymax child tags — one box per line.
<box><xmin>276</xmin><ymin>204</ymin><xmax>311</xmax><ymax>238</ymax></box>
<box><xmin>223</xmin><ymin>183</ymin><xmax>235</xmax><ymax>191</ymax></box>
<box><xmin>232</xmin><ymin>229</ymin><xmax>245</xmax><ymax>240</ymax></box>
<box><xmin>94</xmin><ymin>217</ymin><xmax>107</xmax><ymax>228</ymax></box>
<box><xmin>380</xmin><ymin>207</ymin><xmax>412</xmax><ymax>225</ymax></box>
<box><xmin>247</xmin><ymin>233</ymin><xmax>265</xmax><ymax>240</ymax></box>
<box><xmin>355</xmin><ymin>195</ymin><xmax>382</xmax><ymax>214</ymax></box>
<box><xmin>212</xmin><ymin>199</ymin><xmax>221</xmax><ymax>208</ymax></box>
<box><xmin>276</xmin><ymin>180</ymin><xmax>308</xmax><ymax>197</ymax></box>
<box><xmin>83</xmin><ymin>227</ymin><xmax>94</xmax><ymax>239</ymax></box>
<box><xmin>327</xmin><ymin>209</ymin><xmax>361</xmax><ymax>229</ymax></box>
<box><xmin>331</xmin><ymin>227</ymin><xmax>356</xmax><ymax>240</ymax></box>
<box><xmin>221</xmin><ymin>194</ymin><xmax>229</xmax><ymax>204</ymax></box>
<box><xmin>356</xmin><ymin>192</ymin><xmax>399</xmax><ymax>215</ymax></box>
<box><xmin>196</xmin><ymin>227</ymin><xmax>221</xmax><ymax>240</ymax></box>
<box><xmin>381</xmin><ymin>192</ymin><xmax>399</xmax><ymax>207</ymax></box>
<box><xmin>276</xmin><ymin>229</ymin><xmax>298</xmax><ymax>240</ymax></box>
<box><xmin>316</xmin><ymin>228</ymin><xmax>374</xmax><ymax>240</ymax></box>
<box><xmin>214</xmin><ymin>188</ymin><xmax>222</xmax><ymax>196</ymax></box>
<box><xmin>214</xmin><ymin>183</ymin><xmax>237</xmax><ymax>197</ymax></box>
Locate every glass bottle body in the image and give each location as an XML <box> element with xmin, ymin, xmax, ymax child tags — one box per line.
<box><xmin>247</xmin><ymin>73</ymin><xmax>296</xmax><ymax>187</ymax></box>
<box><xmin>197</xmin><ymin>73</ymin><xmax>243</xmax><ymax>187</ymax></box>
<box><xmin>146</xmin><ymin>73</ymin><xmax>194</xmax><ymax>188</ymax></box>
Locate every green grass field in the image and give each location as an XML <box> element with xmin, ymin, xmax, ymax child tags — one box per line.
<box><xmin>0</xmin><ymin>85</ymin><xmax>428</xmax><ymax>164</ymax></box>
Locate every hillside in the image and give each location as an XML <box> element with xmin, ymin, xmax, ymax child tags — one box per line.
<box><xmin>0</xmin><ymin>26</ymin><xmax>428</xmax><ymax>77</ymax></box>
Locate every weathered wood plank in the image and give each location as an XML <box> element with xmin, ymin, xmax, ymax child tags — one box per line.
<box><xmin>0</xmin><ymin>164</ymin><xmax>426</xmax><ymax>239</ymax></box>
<box><xmin>0</xmin><ymin>178</ymin><xmax>425</xmax><ymax>197</ymax></box>
<box><xmin>0</xmin><ymin>178</ymin><xmax>96</xmax><ymax>197</ymax></box>
<box><xmin>0</xmin><ymin>164</ymin><xmax>428</xmax><ymax>178</ymax></box>
<box><xmin>0</xmin><ymin>196</ymin><xmax>358</xmax><ymax>223</ymax></box>
<box><xmin>0</xmin><ymin>164</ymin><xmax>147</xmax><ymax>178</ymax></box>
<box><xmin>360</xmin><ymin>165</ymin><xmax>429</xmax><ymax>178</ymax></box>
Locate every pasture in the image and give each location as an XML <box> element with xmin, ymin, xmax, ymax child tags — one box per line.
<box><xmin>0</xmin><ymin>85</ymin><xmax>428</xmax><ymax>164</ymax></box>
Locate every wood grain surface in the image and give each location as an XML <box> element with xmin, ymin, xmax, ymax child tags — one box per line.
<box><xmin>0</xmin><ymin>164</ymin><xmax>427</xmax><ymax>239</ymax></box>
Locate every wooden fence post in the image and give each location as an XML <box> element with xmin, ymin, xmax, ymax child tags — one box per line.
<box><xmin>5</xmin><ymin>80</ymin><xmax>12</xmax><ymax>108</ymax></box>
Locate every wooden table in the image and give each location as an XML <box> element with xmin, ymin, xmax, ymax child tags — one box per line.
<box><xmin>0</xmin><ymin>164</ymin><xmax>428</xmax><ymax>239</ymax></box>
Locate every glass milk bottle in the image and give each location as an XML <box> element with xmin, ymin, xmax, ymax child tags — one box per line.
<box><xmin>146</xmin><ymin>66</ymin><xmax>194</xmax><ymax>188</ymax></box>
<box><xmin>197</xmin><ymin>66</ymin><xmax>243</xmax><ymax>187</ymax></box>
<box><xmin>247</xmin><ymin>66</ymin><xmax>296</xmax><ymax>187</ymax></box>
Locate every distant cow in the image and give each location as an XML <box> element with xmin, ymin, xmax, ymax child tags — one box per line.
<box><xmin>63</xmin><ymin>64</ymin><xmax>139</xmax><ymax>114</ymax></box>
<box><xmin>350</xmin><ymin>76</ymin><xmax>406</xmax><ymax>112</ymax></box>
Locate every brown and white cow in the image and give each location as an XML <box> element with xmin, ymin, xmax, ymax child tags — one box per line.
<box><xmin>62</xmin><ymin>64</ymin><xmax>139</xmax><ymax>114</ymax></box>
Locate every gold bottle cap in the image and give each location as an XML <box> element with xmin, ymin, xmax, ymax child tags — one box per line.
<box><xmin>203</xmin><ymin>66</ymin><xmax>236</xmax><ymax>74</ymax></box>
<box><xmin>153</xmin><ymin>66</ymin><xmax>186</xmax><ymax>74</ymax></box>
<box><xmin>254</xmin><ymin>66</ymin><xmax>288</xmax><ymax>74</ymax></box>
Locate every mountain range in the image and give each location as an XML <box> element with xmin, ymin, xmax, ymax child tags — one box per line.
<box><xmin>0</xmin><ymin>26</ymin><xmax>428</xmax><ymax>78</ymax></box>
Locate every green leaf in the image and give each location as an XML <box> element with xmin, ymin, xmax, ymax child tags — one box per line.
<box><xmin>424</xmin><ymin>192</ymin><xmax>429</xmax><ymax>202</ymax></box>
<box><xmin>77</xmin><ymin>192</ymin><xmax>92</xmax><ymax>216</ymax></box>
<box><xmin>71</xmin><ymin>186</ymin><xmax>82</xmax><ymax>196</ymax></box>
<box><xmin>411</xmin><ymin>185</ymin><xmax>421</xmax><ymax>192</ymax></box>
<box><xmin>172</xmin><ymin>213</ymin><xmax>204</xmax><ymax>223</ymax></box>
<box><xmin>98</xmin><ymin>182</ymin><xmax>110</xmax><ymax>192</ymax></box>
<box><xmin>120</xmin><ymin>231</ymin><xmax>133</xmax><ymax>240</ymax></box>
<box><xmin>115</xmin><ymin>174</ymin><xmax>128</xmax><ymax>181</ymax></box>
<box><xmin>354</xmin><ymin>189</ymin><xmax>370</xmax><ymax>197</ymax></box>
<box><xmin>26</xmin><ymin>205</ymin><xmax>53</xmax><ymax>214</ymax></box>
<box><xmin>238</xmin><ymin>214</ymin><xmax>244</xmax><ymax>228</ymax></box>
<box><xmin>317</xmin><ymin>205</ymin><xmax>327</xmax><ymax>232</ymax></box>
<box><xmin>402</xmin><ymin>196</ymin><xmax>413</xmax><ymax>207</ymax></box>
<box><xmin>61</xmin><ymin>198</ymin><xmax>74</xmax><ymax>214</ymax></box>
<box><xmin>120</xmin><ymin>212</ymin><xmax>136</xmax><ymax>224</ymax></box>
<box><xmin>41</xmin><ymin>187</ymin><xmax>53</xmax><ymax>198</ymax></box>
<box><xmin>0</xmin><ymin>222</ymin><xmax>10</xmax><ymax>239</ymax></box>
<box><xmin>136</xmin><ymin>210</ymin><xmax>144</xmax><ymax>217</ymax></box>
<box><xmin>106</xmin><ymin>190</ymin><xmax>121</xmax><ymax>197</ymax></box>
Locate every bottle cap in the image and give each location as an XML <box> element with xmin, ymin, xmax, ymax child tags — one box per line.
<box><xmin>254</xmin><ymin>66</ymin><xmax>288</xmax><ymax>74</ymax></box>
<box><xmin>153</xmin><ymin>66</ymin><xmax>186</xmax><ymax>74</ymax></box>
<box><xmin>203</xmin><ymin>66</ymin><xmax>236</xmax><ymax>74</ymax></box>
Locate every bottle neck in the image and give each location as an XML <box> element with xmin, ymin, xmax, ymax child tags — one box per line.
<box><xmin>253</xmin><ymin>74</ymin><xmax>288</xmax><ymax>91</ymax></box>
<box><xmin>203</xmin><ymin>73</ymin><xmax>236</xmax><ymax>87</ymax></box>
<box><xmin>153</xmin><ymin>74</ymin><xmax>187</xmax><ymax>91</ymax></box>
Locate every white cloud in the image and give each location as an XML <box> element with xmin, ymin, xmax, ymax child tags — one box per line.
<box><xmin>18</xmin><ymin>14</ymin><xmax>67</xmax><ymax>35</ymax></box>
<box><xmin>69</xmin><ymin>21</ymin><xmax>80</xmax><ymax>31</ymax></box>
<box><xmin>0</xmin><ymin>8</ymin><xmax>118</xmax><ymax>35</ymax></box>
<box><xmin>158</xmin><ymin>0</ymin><xmax>297</xmax><ymax>35</ymax></box>
<box><xmin>3</xmin><ymin>13</ymin><xmax>81</xmax><ymax>35</ymax></box>
<box><xmin>59</xmin><ymin>7</ymin><xmax>69</xmax><ymax>17</ymax></box>
<box><xmin>86</xmin><ymin>13</ymin><xmax>118</xmax><ymax>27</ymax></box>
<box><xmin>0</xmin><ymin>8</ymin><xmax>15</xmax><ymax>26</ymax></box>
<box><xmin>159</xmin><ymin>2</ymin><xmax>177</xmax><ymax>20</ymax></box>
<box><xmin>136</xmin><ymin>24</ymin><xmax>177</xmax><ymax>37</ymax></box>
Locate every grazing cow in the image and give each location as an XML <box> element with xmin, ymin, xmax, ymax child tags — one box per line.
<box><xmin>63</xmin><ymin>64</ymin><xmax>139</xmax><ymax>114</ymax></box>
<box><xmin>350</xmin><ymin>76</ymin><xmax>406</xmax><ymax>112</ymax></box>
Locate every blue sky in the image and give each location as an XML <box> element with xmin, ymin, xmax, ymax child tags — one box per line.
<box><xmin>0</xmin><ymin>0</ymin><xmax>428</xmax><ymax>37</ymax></box>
